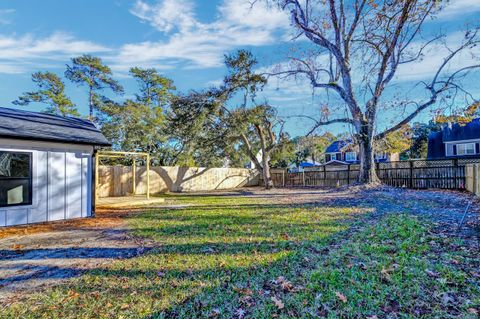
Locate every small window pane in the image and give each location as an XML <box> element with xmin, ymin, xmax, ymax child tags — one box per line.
<box><xmin>456</xmin><ymin>143</ymin><xmax>476</xmax><ymax>156</ymax></box>
<box><xmin>346</xmin><ymin>152</ymin><xmax>356</xmax><ymax>161</ymax></box>
<box><xmin>0</xmin><ymin>152</ymin><xmax>32</xmax><ymax>207</ymax></box>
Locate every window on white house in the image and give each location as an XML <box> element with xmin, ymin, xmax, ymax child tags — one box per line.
<box><xmin>330</xmin><ymin>153</ymin><xmax>341</xmax><ymax>161</ymax></box>
<box><xmin>345</xmin><ymin>152</ymin><xmax>356</xmax><ymax>161</ymax></box>
<box><xmin>456</xmin><ymin>143</ymin><xmax>476</xmax><ymax>156</ymax></box>
<box><xmin>375</xmin><ymin>152</ymin><xmax>387</xmax><ymax>160</ymax></box>
<box><xmin>0</xmin><ymin>151</ymin><xmax>32</xmax><ymax>207</ymax></box>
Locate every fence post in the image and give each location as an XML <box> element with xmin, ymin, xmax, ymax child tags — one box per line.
<box><xmin>453</xmin><ymin>158</ymin><xmax>458</xmax><ymax>189</ymax></box>
<box><xmin>282</xmin><ymin>169</ymin><xmax>285</xmax><ymax>187</ymax></box>
<box><xmin>409</xmin><ymin>160</ymin><xmax>414</xmax><ymax>188</ymax></box>
<box><xmin>323</xmin><ymin>165</ymin><xmax>327</xmax><ymax>186</ymax></box>
<box><xmin>347</xmin><ymin>164</ymin><xmax>350</xmax><ymax>184</ymax></box>
<box><xmin>474</xmin><ymin>164</ymin><xmax>479</xmax><ymax>195</ymax></box>
<box><xmin>302</xmin><ymin>170</ymin><xmax>305</xmax><ymax>187</ymax></box>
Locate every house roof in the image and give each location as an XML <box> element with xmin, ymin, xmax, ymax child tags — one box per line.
<box><xmin>325</xmin><ymin>140</ymin><xmax>352</xmax><ymax>153</ymax></box>
<box><xmin>324</xmin><ymin>159</ymin><xmax>349</xmax><ymax>165</ymax></box>
<box><xmin>0</xmin><ymin>107</ymin><xmax>110</xmax><ymax>146</ymax></box>
<box><xmin>442</xmin><ymin>118</ymin><xmax>480</xmax><ymax>142</ymax></box>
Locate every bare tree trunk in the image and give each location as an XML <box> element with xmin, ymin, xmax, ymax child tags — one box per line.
<box><xmin>358</xmin><ymin>124</ymin><xmax>380</xmax><ymax>184</ymax></box>
<box><xmin>261</xmin><ymin>149</ymin><xmax>274</xmax><ymax>189</ymax></box>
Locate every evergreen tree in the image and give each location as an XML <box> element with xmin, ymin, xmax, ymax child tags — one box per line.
<box><xmin>65</xmin><ymin>54</ymin><xmax>123</xmax><ymax>119</ymax></box>
<box><xmin>129</xmin><ymin>67</ymin><xmax>175</xmax><ymax>108</ymax></box>
<box><xmin>98</xmin><ymin>68</ymin><xmax>176</xmax><ymax>165</ymax></box>
<box><xmin>13</xmin><ymin>71</ymin><xmax>78</xmax><ymax>117</ymax></box>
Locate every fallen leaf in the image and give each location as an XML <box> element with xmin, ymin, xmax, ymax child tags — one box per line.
<box><xmin>335</xmin><ymin>292</ymin><xmax>348</xmax><ymax>303</ymax></box>
<box><xmin>12</xmin><ymin>244</ymin><xmax>23</xmax><ymax>250</ymax></box>
<box><xmin>271</xmin><ymin>296</ymin><xmax>284</xmax><ymax>309</ymax></box>
<box><xmin>120</xmin><ymin>303</ymin><xmax>130</xmax><ymax>310</ymax></box>
<box><xmin>467</xmin><ymin>308</ymin><xmax>478</xmax><ymax>315</ymax></box>
<box><xmin>233</xmin><ymin>287</ymin><xmax>253</xmax><ymax>295</ymax></box>
<box><xmin>425</xmin><ymin>269</ymin><xmax>440</xmax><ymax>278</ymax></box>
<box><xmin>281</xmin><ymin>281</ymin><xmax>295</xmax><ymax>292</ymax></box>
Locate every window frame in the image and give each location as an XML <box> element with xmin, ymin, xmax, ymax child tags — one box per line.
<box><xmin>456</xmin><ymin>143</ymin><xmax>476</xmax><ymax>156</ymax></box>
<box><xmin>329</xmin><ymin>153</ymin><xmax>341</xmax><ymax>161</ymax></box>
<box><xmin>0</xmin><ymin>151</ymin><xmax>33</xmax><ymax>208</ymax></box>
<box><xmin>375</xmin><ymin>152</ymin><xmax>387</xmax><ymax>160</ymax></box>
<box><xmin>345</xmin><ymin>151</ymin><xmax>357</xmax><ymax>162</ymax></box>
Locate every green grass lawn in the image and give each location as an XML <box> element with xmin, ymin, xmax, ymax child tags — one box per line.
<box><xmin>2</xmin><ymin>193</ymin><xmax>479</xmax><ymax>318</ymax></box>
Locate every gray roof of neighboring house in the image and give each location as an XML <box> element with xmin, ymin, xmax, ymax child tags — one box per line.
<box><xmin>325</xmin><ymin>140</ymin><xmax>352</xmax><ymax>153</ymax></box>
<box><xmin>0</xmin><ymin>107</ymin><xmax>110</xmax><ymax>146</ymax></box>
<box><xmin>442</xmin><ymin>118</ymin><xmax>480</xmax><ymax>142</ymax></box>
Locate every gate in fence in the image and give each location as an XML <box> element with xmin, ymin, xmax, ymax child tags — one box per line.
<box><xmin>271</xmin><ymin>158</ymin><xmax>480</xmax><ymax>190</ymax></box>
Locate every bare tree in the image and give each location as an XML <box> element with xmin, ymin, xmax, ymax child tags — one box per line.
<box><xmin>261</xmin><ymin>0</ymin><xmax>480</xmax><ymax>183</ymax></box>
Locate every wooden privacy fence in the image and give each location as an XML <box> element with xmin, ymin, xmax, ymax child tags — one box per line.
<box><xmin>271</xmin><ymin>158</ymin><xmax>480</xmax><ymax>190</ymax></box>
<box><xmin>98</xmin><ymin>166</ymin><xmax>260</xmax><ymax>197</ymax></box>
<box><xmin>466</xmin><ymin>164</ymin><xmax>480</xmax><ymax>196</ymax></box>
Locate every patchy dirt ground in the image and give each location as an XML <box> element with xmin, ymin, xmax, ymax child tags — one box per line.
<box><xmin>0</xmin><ymin>187</ymin><xmax>478</xmax><ymax>305</ymax></box>
<box><xmin>0</xmin><ymin>207</ymin><xmax>162</xmax><ymax>302</ymax></box>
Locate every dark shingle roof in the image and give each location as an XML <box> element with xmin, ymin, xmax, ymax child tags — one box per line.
<box><xmin>442</xmin><ymin>118</ymin><xmax>480</xmax><ymax>142</ymax></box>
<box><xmin>0</xmin><ymin>107</ymin><xmax>110</xmax><ymax>146</ymax></box>
<box><xmin>325</xmin><ymin>140</ymin><xmax>352</xmax><ymax>153</ymax></box>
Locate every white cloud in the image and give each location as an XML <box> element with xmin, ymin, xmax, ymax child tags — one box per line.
<box><xmin>112</xmin><ymin>0</ymin><xmax>290</xmax><ymax>70</ymax></box>
<box><xmin>436</xmin><ymin>0</ymin><xmax>480</xmax><ymax>20</ymax></box>
<box><xmin>130</xmin><ymin>0</ymin><xmax>196</xmax><ymax>33</ymax></box>
<box><xmin>395</xmin><ymin>32</ymin><xmax>480</xmax><ymax>82</ymax></box>
<box><xmin>0</xmin><ymin>32</ymin><xmax>110</xmax><ymax>73</ymax></box>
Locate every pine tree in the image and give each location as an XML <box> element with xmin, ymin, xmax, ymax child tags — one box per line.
<box><xmin>13</xmin><ymin>71</ymin><xmax>78</xmax><ymax>117</ymax></box>
<box><xmin>65</xmin><ymin>54</ymin><xmax>123</xmax><ymax>119</ymax></box>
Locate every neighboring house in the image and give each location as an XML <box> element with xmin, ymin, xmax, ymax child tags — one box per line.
<box><xmin>288</xmin><ymin>160</ymin><xmax>323</xmax><ymax>172</ymax></box>
<box><xmin>0</xmin><ymin>107</ymin><xmax>110</xmax><ymax>227</ymax></box>
<box><xmin>324</xmin><ymin>139</ymin><xmax>399</xmax><ymax>165</ymax></box>
<box><xmin>427</xmin><ymin>119</ymin><xmax>480</xmax><ymax>159</ymax></box>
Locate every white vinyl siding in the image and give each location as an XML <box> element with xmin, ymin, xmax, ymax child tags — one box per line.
<box><xmin>0</xmin><ymin>139</ymin><xmax>93</xmax><ymax>227</ymax></box>
<box><xmin>345</xmin><ymin>152</ymin><xmax>356</xmax><ymax>161</ymax></box>
<box><xmin>456</xmin><ymin>143</ymin><xmax>476</xmax><ymax>156</ymax></box>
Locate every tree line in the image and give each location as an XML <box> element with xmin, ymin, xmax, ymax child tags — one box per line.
<box><xmin>13</xmin><ymin>0</ymin><xmax>480</xmax><ymax>187</ymax></box>
<box><xmin>13</xmin><ymin>50</ymin><xmax>478</xmax><ymax>189</ymax></box>
<box><xmin>12</xmin><ymin>52</ymin><xmax>291</xmax><ymax>187</ymax></box>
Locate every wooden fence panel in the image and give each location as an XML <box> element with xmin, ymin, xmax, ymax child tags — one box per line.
<box><xmin>98</xmin><ymin>166</ymin><xmax>260</xmax><ymax>197</ymax></box>
<box><xmin>272</xmin><ymin>159</ymin><xmax>480</xmax><ymax>190</ymax></box>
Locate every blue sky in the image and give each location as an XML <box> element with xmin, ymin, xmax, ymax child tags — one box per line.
<box><xmin>0</xmin><ymin>0</ymin><xmax>479</xmax><ymax>137</ymax></box>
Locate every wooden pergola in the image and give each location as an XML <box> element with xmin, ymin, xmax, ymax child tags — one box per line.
<box><xmin>94</xmin><ymin>150</ymin><xmax>150</xmax><ymax>203</ymax></box>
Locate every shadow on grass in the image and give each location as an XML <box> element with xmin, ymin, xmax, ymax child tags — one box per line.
<box><xmin>3</xmin><ymin>190</ymin><xmax>454</xmax><ymax>318</ymax></box>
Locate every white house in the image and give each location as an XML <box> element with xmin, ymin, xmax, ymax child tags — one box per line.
<box><xmin>0</xmin><ymin>107</ymin><xmax>110</xmax><ymax>227</ymax></box>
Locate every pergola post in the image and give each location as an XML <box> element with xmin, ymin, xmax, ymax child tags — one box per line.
<box><xmin>146</xmin><ymin>153</ymin><xmax>150</xmax><ymax>199</ymax></box>
<box><xmin>95</xmin><ymin>152</ymin><xmax>100</xmax><ymax>204</ymax></box>
<box><xmin>132</xmin><ymin>159</ymin><xmax>136</xmax><ymax>195</ymax></box>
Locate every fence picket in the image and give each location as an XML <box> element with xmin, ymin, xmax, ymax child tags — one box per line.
<box><xmin>271</xmin><ymin>159</ymin><xmax>480</xmax><ymax>190</ymax></box>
